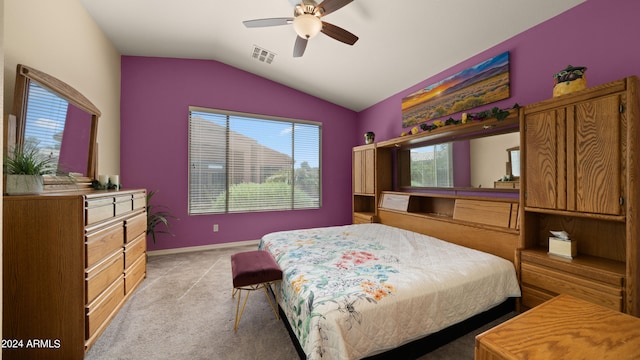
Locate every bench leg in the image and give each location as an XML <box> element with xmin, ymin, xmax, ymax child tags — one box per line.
<box><xmin>233</xmin><ymin>281</ymin><xmax>282</xmax><ymax>330</ymax></box>
<box><xmin>262</xmin><ymin>282</ymin><xmax>280</xmax><ymax>320</ymax></box>
<box><xmin>233</xmin><ymin>288</ymin><xmax>251</xmax><ymax>331</ymax></box>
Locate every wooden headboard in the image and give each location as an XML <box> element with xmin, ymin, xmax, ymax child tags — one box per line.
<box><xmin>377</xmin><ymin>192</ymin><xmax>521</xmax><ymax>266</ymax></box>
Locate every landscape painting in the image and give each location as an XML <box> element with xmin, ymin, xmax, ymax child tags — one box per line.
<box><xmin>402</xmin><ymin>51</ymin><xmax>510</xmax><ymax>128</ymax></box>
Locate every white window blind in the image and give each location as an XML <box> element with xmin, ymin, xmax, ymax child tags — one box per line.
<box><xmin>410</xmin><ymin>143</ymin><xmax>453</xmax><ymax>187</ymax></box>
<box><xmin>23</xmin><ymin>82</ymin><xmax>69</xmax><ymax>171</ymax></box>
<box><xmin>188</xmin><ymin>107</ymin><xmax>321</xmax><ymax>214</ymax></box>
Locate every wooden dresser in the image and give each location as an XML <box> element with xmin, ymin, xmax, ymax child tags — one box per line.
<box><xmin>2</xmin><ymin>189</ymin><xmax>147</xmax><ymax>360</ymax></box>
<box><xmin>475</xmin><ymin>294</ymin><xmax>640</xmax><ymax>359</ymax></box>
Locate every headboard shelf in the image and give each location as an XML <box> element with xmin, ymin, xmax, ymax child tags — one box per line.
<box><xmin>378</xmin><ymin>191</ymin><xmax>521</xmax><ymax>263</ymax></box>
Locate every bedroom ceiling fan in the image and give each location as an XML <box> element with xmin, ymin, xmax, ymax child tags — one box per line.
<box><xmin>243</xmin><ymin>0</ymin><xmax>359</xmax><ymax>58</ymax></box>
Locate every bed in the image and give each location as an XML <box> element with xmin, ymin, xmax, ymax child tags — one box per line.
<box><xmin>258</xmin><ymin>223</ymin><xmax>521</xmax><ymax>360</ymax></box>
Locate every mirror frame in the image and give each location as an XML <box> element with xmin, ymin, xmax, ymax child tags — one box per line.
<box><xmin>11</xmin><ymin>64</ymin><xmax>100</xmax><ymax>188</ymax></box>
<box><xmin>506</xmin><ymin>146</ymin><xmax>520</xmax><ymax>178</ymax></box>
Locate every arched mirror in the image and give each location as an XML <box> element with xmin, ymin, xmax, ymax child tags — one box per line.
<box><xmin>10</xmin><ymin>64</ymin><xmax>100</xmax><ymax>188</ymax></box>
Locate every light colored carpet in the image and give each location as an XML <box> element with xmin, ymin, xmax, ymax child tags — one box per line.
<box><xmin>85</xmin><ymin>245</ymin><xmax>514</xmax><ymax>360</ymax></box>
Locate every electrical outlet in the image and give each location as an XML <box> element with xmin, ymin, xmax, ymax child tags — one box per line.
<box><xmin>213</xmin><ymin>224</ymin><xmax>219</xmax><ymax>232</ymax></box>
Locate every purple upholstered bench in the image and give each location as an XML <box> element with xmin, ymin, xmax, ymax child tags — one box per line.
<box><xmin>230</xmin><ymin>250</ymin><xmax>282</xmax><ymax>331</ymax></box>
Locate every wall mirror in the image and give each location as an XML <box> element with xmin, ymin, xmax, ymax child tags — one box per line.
<box><xmin>396</xmin><ymin>132</ymin><xmax>520</xmax><ymax>190</ymax></box>
<box><xmin>9</xmin><ymin>64</ymin><xmax>100</xmax><ymax>188</ymax></box>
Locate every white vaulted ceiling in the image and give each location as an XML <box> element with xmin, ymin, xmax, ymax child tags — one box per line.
<box><xmin>80</xmin><ymin>0</ymin><xmax>585</xmax><ymax>111</ymax></box>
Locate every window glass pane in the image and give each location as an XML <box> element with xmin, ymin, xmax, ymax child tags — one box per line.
<box><xmin>23</xmin><ymin>82</ymin><xmax>69</xmax><ymax>172</ymax></box>
<box><xmin>228</xmin><ymin>117</ymin><xmax>293</xmax><ymax>212</ymax></box>
<box><xmin>189</xmin><ymin>111</ymin><xmax>227</xmax><ymax>214</ymax></box>
<box><xmin>410</xmin><ymin>143</ymin><xmax>453</xmax><ymax>187</ymax></box>
<box><xmin>188</xmin><ymin>108</ymin><xmax>321</xmax><ymax>214</ymax></box>
<box><xmin>293</xmin><ymin>123</ymin><xmax>321</xmax><ymax>208</ymax></box>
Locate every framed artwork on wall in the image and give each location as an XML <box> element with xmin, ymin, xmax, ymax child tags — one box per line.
<box><xmin>401</xmin><ymin>51</ymin><xmax>510</xmax><ymax>128</ymax></box>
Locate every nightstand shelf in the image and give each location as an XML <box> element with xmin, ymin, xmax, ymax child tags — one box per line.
<box><xmin>520</xmin><ymin>248</ymin><xmax>625</xmax><ymax>311</ymax></box>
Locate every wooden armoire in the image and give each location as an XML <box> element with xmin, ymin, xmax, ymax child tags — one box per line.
<box><xmin>519</xmin><ymin>76</ymin><xmax>640</xmax><ymax>316</ymax></box>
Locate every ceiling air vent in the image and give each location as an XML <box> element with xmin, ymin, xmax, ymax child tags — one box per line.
<box><xmin>251</xmin><ymin>45</ymin><xmax>276</xmax><ymax>64</ymax></box>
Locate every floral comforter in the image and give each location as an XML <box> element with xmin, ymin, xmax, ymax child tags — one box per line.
<box><xmin>259</xmin><ymin>223</ymin><xmax>521</xmax><ymax>360</ymax></box>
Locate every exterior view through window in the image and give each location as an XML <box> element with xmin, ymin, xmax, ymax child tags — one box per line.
<box><xmin>410</xmin><ymin>143</ymin><xmax>453</xmax><ymax>187</ymax></box>
<box><xmin>188</xmin><ymin>107</ymin><xmax>321</xmax><ymax>214</ymax></box>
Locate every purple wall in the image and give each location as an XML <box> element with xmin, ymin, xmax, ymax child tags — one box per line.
<box><xmin>357</xmin><ymin>0</ymin><xmax>640</xmax><ymax>142</ymax></box>
<box><xmin>452</xmin><ymin>141</ymin><xmax>470</xmax><ymax>187</ymax></box>
<box><xmin>121</xmin><ymin>0</ymin><xmax>640</xmax><ymax>251</ymax></box>
<box><xmin>59</xmin><ymin>104</ymin><xmax>92</xmax><ymax>175</ymax></box>
<box><xmin>120</xmin><ymin>57</ymin><xmax>357</xmax><ymax>251</ymax></box>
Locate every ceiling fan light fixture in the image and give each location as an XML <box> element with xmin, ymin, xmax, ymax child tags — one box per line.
<box><xmin>293</xmin><ymin>14</ymin><xmax>322</xmax><ymax>39</ymax></box>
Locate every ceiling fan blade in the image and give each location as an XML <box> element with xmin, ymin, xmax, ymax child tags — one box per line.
<box><xmin>243</xmin><ymin>18</ymin><xmax>293</xmax><ymax>28</ymax></box>
<box><xmin>316</xmin><ymin>0</ymin><xmax>353</xmax><ymax>17</ymax></box>
<box><xmin>293</xmin><ymin>36</ymin><xmax>308</xmax><ymax>57</ymax></box>
<box><xmin>321</xmin><ymin>21</ymin><xmax>358</xmax><ymax>45</ymax></box>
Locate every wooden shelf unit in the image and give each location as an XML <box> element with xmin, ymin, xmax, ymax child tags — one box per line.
<box><xmin>376</xmin><ymin>109</ymin><xmax>520</xmax><ymax>149</ymax></box>
<box><xmin>352</xmin><ymin>143</ymin><xmax>392</xmax><ymax>223</ymax></box>
<box><xmin>378</xmin><ymin>191</ymin><xmax>520</xmax><ymax>262</ymax></box>
<box><xmin>520</xmin><ymin>76</ymin><xmax>640</xmax><ymax>315</ymax></box>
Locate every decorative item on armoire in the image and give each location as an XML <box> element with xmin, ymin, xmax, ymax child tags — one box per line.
<box><xmin>364</xmin><ymin>131</ymin><xmax>375</xmax><ymax>144</ymax></box>
<box><xmin>553</xmin><ymin>65</ymin><xmax>587</xmax><ymax>97</ymax></box>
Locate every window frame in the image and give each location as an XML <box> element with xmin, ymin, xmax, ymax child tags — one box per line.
<box><xmin>407</xmin><ymin>142</ymin><xmax>454</xmax><ymax>188</ymax></box>
<box><xmin>188</xmin><ymin>106</ymin><xmax>322</xmax><ymax>215</ymax></box>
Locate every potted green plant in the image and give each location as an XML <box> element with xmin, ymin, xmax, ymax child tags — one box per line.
<box><xmin>3</xmin><ymin>142</ymin><xmax>56</xmax><ymax>195</ymax></box>
<box><xmin>146</xmin><ymin>190</ymin><xmax>177</xmax><ymax>243</ymax></box>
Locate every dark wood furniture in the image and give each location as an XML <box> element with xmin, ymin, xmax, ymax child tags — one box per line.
<box><xmin>2</xmin><ymin>189</ymin><xmax>147</xmax><ymax>359</ymax></box>
<box><xmin>475</xmin><ymin>294</ymin><xmax>640</xmax><ymax>359</ymax></box>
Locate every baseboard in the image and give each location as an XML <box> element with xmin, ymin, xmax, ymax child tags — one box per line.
<box><xmin>147</xmin><ymin>239</ymin><xmax>260</xmax><ymax>256</ymax></box>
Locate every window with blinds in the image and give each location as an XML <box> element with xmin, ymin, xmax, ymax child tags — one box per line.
<box><xmin>188</xmin><ymin>107</ymin><xmax>321</xmax><ymax>214</ymax></box>
<box><xmin>409</xmin><ymin>143</ymin><xmax>454</xmax><ymax>187</ymax></box>
<box><xmin>23</xmin><ymin>82</ymin><xmax>69</xmax><ymax>171</ymax></box>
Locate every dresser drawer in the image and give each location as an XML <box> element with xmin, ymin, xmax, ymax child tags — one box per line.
<box><xmin>521</xmin><ymin>262</ymin><xmax>623</xmax><ymax>311</ymax></box>
<box><xmin>353</xmin><ymin>213</ymin><xmax>375</xmax><ymax>224</ymax></box>
<box><xmin>125</xmin><ymin>255</ymin><xmax>146</xmax><ymax>294</ymax></box>
<box><xmin>115</xmin><ymin>194</ymin><xmax>133</xmax><ymax>216</ymax></box>
<box><xmin>86</xmin><ymin>250</ymin><xmax>124</xmax><ymax>304</ymax></box>
<box><xmin>86</xmin><ymin>223</ymin><xmax>124</xmax><ymax>268</ymax></box>
<box><xmin>86</xmin><ymin>276</ymin><xmax>124</xmax><ymax>339</ymax></box>
<box><xmin>86</xmin><ymin>197</ymin><xmax>114</xmax><ymax>225</ymax></box>
<box><xmin>521</xmin><ymin>285</ymin><xmax>554</xmax><ymax>310</ymax></box>
<box><xmin>125</xmin><ymin>212</ymin><xmax>147</xmax><ymax>243</ymax></box>
<box><xmin>125</xmin><ymin>234</ymin><xmax>146</xmax><ymax>268</ymax></box>
<box><xmin>133</xmin><ymin>191</ymin><xmax>146</xmax><ymax>211</ymax></box>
